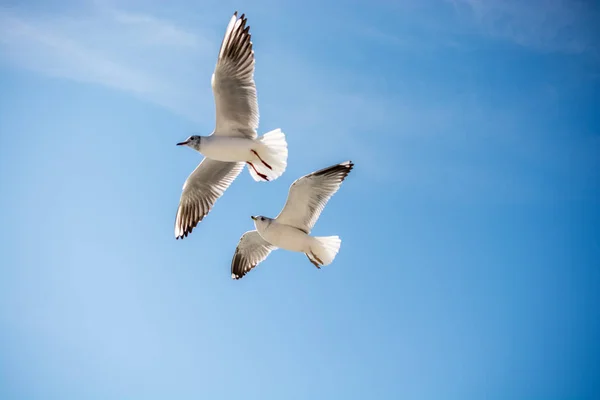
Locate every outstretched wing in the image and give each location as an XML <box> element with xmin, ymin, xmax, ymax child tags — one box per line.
<box><xmin>175</xmin><ymin>159</ymin><xmax>245</xmax><ymax>239</ymax></box>
<box><xmin>231</xmin><ymin>230</ymin><xmax>276</xmax><ymax>279</ymax></box>
<box><xmin>275</xmin><ymin>161</ymin><xmax>354</xmax><ymax>233</ymax></box>
<box><xmin>211</xmin><ymin>12</ymin><xmax>258</xmax><ymax>138</ymax></box>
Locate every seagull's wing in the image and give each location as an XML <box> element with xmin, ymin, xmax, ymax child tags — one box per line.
<box><xmin>211</xmin><ymin>12</ymin><xmax>258</xmax><ymax>139</ymax></box>
<box><xmin>231</xmin><ymin>230</ymin><xmax>276</xmax><ymax>279</ymax></box>
<box><xmin>276</xmin><ymin>161</ymin><xmax>354</xmax><ymax>233</ymax></box>
<box><xmin>175</xmin><ymin>159</ymin><xmax>245</xmax><ymax>239</ymax></box>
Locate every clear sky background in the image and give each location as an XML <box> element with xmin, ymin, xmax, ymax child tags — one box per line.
<box><xmin>1</xmin><ymin>0</ymin><xmax>599</xmax><ymax>399</ymax></box>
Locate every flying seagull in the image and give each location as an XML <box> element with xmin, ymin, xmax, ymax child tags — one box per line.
<box><xmin>174</xmin><ymin>12</ymin><xmax>288</xmax><ymax>239</ymax></box>
<box><xmin>230</xmin><ymin>161</ymin><xmax>354</xmax><ymax>279</ymax></box>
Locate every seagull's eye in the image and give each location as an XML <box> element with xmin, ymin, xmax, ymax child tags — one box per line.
<box><xmin>260</xmin><ymin>217</ymin><xmax>264</xmax><ymax>221</ymax></box>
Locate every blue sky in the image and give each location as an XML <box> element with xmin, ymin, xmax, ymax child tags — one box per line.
<box><xmin>0</xmin><ymin>0</ymin><xmax>599</xmax><ymax>398</ymax></box>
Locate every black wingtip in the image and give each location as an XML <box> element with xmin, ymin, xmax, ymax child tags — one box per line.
<box><xmin>339</xmin><ymin>160</ymin><xmax>354</xmax><ymax>177</ymax></box>
<box><xmin>231</xmin><ymin>252</ymin><xmax>253</xmax><ymax>280</ymax></box>
<box><xmin>311</xmin><ymin>160</ymin><xmax>355</xmax><ymax>182</ymax></box>
<box><xmin>175</xmin><ymin>221</ymin><xmax>199</xmax><ymax>240</ymax></box>
<box><xmin>231</xmin><ymin>272</ymin><xmax>246</xmax><ymax>280</ymax></box>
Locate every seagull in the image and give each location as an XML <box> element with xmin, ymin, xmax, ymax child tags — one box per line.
<box><xmin>174</xmin><ymin>12</ymin><xmax>288</xmax><ymax>239</ymax></box>
<box><xmin>230</xmin><ymin>161</ymin><xmax>354</xmax><ymax>279</ymax></box>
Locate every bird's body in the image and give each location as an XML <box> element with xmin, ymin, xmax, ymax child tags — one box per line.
<box><xmin>231</xmin><ymin>161</ymin><xmax>354</xmax><ymax>279</ymax></box>
<box><xmin>195</xmin><ymin>136</ymin><xmax>256</xmax><ymax>162</ymax></box>
<box><xmin>255</xmin><ymin>219</ymin><xmax>312</xmax><ymax>253</ymax></box>
<box><xmin>184</xmin><ymin>134</ymin><xmax>283</xmax><ymax>172</ymax></box>
<box><xmin>173</xmin><ymin>12</ymin><xmax>288</xmax><ymax>239</ymax></box>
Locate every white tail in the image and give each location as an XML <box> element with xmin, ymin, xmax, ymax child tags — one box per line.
<box><xmin>307</xmin><ymin>236</ymin><xmax>342</xmax><ymax>267</ymax></box>
<box><xmin>248</xmin><ymin>128</ymin><xmax>288</xmax><ymax>182</ymax></box>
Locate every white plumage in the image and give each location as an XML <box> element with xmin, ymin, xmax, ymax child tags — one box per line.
<box><xmin>212</xmin><ymin>13</ymin><xmax>259</xmax><ymax>137</ymax></box>
<box><xmin>230</xmin><ymin>231</ymin><xmax>276</xmax><ymax>279</ymax></box>
<box><xmin>231</xmin><ymin>161</ymin><xmax>354</xmax><ymax>279</ymax></box>
<box><xmin>174</xmin><ymin>12</ymin><xmax>288</xmax><ymax>239</ymax></box>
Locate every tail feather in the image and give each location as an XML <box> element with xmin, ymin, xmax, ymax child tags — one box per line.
<box><xmin>307</xmin><ymin>236</ymin><xmax>341</xmax><ymax>267</ymax></box>
<box><xmin>248</xmin><ymin>128</ymin><xmax>288</xmax><ymax>182</ymax></box>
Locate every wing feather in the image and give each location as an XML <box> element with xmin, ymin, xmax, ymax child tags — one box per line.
<box><xmin>175</xmin><ymin>159</ymin><xmax>245</xmax><ymax>239</ymax></box>
<box><xmin>211</xmin><ymin>12</ymin><xmax>258</xmax><ymax>138</ymax></box>
<box><xmin>275</xmin><ymin>161</ymin><xmax>354</xmax><ymax>233</ymax></box>
<box><xmin>231</xmin><ymin>230</ymin><xmax>276</xmax><ymax>279</ymax></box>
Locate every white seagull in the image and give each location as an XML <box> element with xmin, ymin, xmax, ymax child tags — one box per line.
<box><xmin>230</xmin><ymin>161</ymin><xmax>354</xmax><ymax>279</ymax></box>
<box><xmin>174</xmin><ymin>12</ymin><xmax>288</xmax><ymax>239</ymax></box>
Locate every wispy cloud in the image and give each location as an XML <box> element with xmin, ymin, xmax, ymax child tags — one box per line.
<box><xmin>0</xmin><ymin>3</ymin><xmax>397</xmax><ymax>181</ymax></box>
<box><xmin>449</xmin><ymin>0</ymin><xmax>599</xmax><ymax>56</ymax></box>
<box><xmin>1</xmin><ymin>2</ymin><xmax>595</xmax><ymax>202</ymax></box>
<box><xmin>0</xmin><ymin>5</ymin><xmax>216</xmax><ymax>122</ymax></box>
<box><xmin>108</xmin><ymin>10</ymin><xmax>207</xmax><ymax>48</ymax></box>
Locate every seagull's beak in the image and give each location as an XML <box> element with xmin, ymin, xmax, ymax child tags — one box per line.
<box><xmin>176</xmin><ymin>140</ymin><xmax>189</xmax><ymax>146</ymax></box>
<box><xmin>251</xmin><ymin>216</ymin><xmax>257</xmax><ymax>221</ymax></box>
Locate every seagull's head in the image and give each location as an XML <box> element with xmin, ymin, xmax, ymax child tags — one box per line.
<box><xmin>251</xmin><ymin>215</ymin><xmax>272</xmax><ymax>231</ymax></box>
<box><xmin>176</xmin><ymin>135</ymin><xmax>202</xmax><ymax>151</ymax></box>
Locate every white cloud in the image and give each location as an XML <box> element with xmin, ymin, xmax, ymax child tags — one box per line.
<box><xmin>0</xmin><ymin>6</ymin><xmax>217</xmax><ymax>122</ymax></box>
<box><xmin>0</xmin><ymin>4</ymin><xmax>396</xmax><ymax>181</ymax></box>
<box><xmin>109</xmin><ymin>10</ymin><xmax>206</xmax><ymax>48</ymax></box>
<box><xmin>2</xmin><ymin>2</ymin><xmax>592</xmax><ymax>201</ymax></box>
